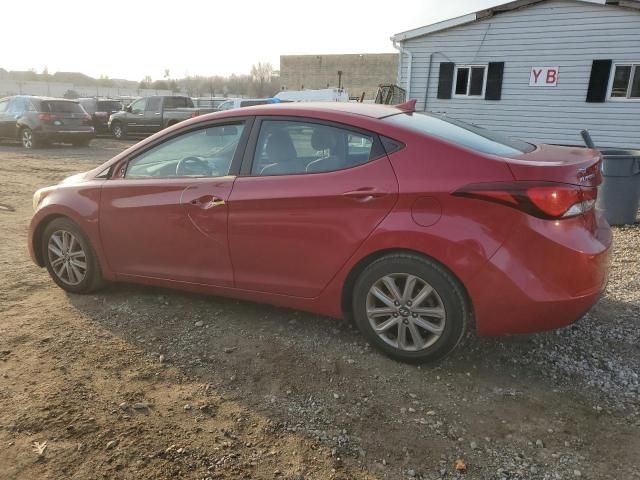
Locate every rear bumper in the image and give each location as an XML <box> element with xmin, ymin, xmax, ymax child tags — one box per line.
<box><xmin>468</xmin><ymin>209</ymin><xmax>612</xmax><ymax>335</ymax></box>
<box><xmin>35</xmin><ymin>128</ymin><xmax>94</xmax><ymax>142</ymax></box>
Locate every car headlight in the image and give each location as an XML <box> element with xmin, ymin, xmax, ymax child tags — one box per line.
<box><xmin>32</xmin><ymin>187</ymin><xmax>53</xmax><ymax>211</ymax></box>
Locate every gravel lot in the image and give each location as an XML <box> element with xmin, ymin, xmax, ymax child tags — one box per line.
<box><xmin>0</xmin><ymin>139</ymin><xmax>638</xmax><ymax>479</ymax></box>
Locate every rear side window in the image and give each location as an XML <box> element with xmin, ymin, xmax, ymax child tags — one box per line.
<box><xmin>251</xmin><ymin>120</ymin><xmax>376</xmax><ymax>176</ymax></box>
<box><xmin>240</xmin><ymin>100</ymin><xmax>269</xmax><ymax>107</ymax></box>
<box><xmin>42</xmin><ymin>101</ymin><xmax>84</xmax><ymax>114</ymax></box>
<box><xmin>0</xmin><ymin>99</ymin><xmax>8</xmax><ymax>113</ymax></box>
<box><xmin>384</xmin><ymin>112</ymin><xmax>535</xmax><ymax>156</ymax></box>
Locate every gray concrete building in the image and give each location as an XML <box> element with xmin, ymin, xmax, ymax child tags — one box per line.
<box><xmin>392</xmin><ymin>0</ymin><xmax>640</xmax><ymax>149</ymax></box>
<box><xmin>279</xmin><ymin>53</ymin><xmax>398</xmax><ymax>100</ymax></box>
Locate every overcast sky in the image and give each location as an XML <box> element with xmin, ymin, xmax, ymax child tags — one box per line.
<box><xmin>0</xmin><ymin>0</ymin><xmax>502</xmax><ymax>81</ymax></box>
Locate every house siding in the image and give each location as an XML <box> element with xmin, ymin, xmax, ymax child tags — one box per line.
<box><xmin>398</xmin><ymin>0</ymin><xmax>640</xmax><ymax>149</ymax></box>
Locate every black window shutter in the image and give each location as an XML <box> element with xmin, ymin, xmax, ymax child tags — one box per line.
<box><xmin>485</xmin><ymin>62</ymin><xmax>504</xmax><ymax>100</ymax></box>
<box><xmin>586</xmin><ymin>60</ymin><xmax>612</xmax><ymax>102</ymax></box>
<box><xmin>437</xmin><ymin>62</ymin><xmax>455</xmax><ymax>99</ymax></box>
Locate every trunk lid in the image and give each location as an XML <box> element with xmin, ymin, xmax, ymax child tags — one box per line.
<box><xmin>506</xmin><ymin>144</ymin><xmax>602</xmax><ymax>187</ymax></box>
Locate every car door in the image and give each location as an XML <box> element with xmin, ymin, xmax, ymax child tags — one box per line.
<box><xmin>144</xmin><ymin>96</ymin><xmax>163</xmax><ymax>133</ymax></box>
<box><xmin>99</xmin><ymin>119</ymin><xmax>251</xmax><ymax>286</ymax></box>
<box><xmin>126</xmin><ymin>98</ymin><xmax>147</xmax><ymax>134</ymax></box>
<box><xmin>0</xmin><ymin>98</ymin><xmax>11</xmax><ymax>138</ymax></box>
<box><xmin>228</xmin><ymin>117</ymin><xmax>399</xmax><ymax>298</ymax></box>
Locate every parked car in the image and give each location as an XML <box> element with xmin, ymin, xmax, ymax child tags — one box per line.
<box><xmin>108</xmin><ymin>95</ymin><xmax>214</xmax><ymax>139</ymax></box>
<box><xmin>78</xmin><ymin>98</ymin><xmax>123</xmax><ymax>134</ymax></box>
<box><xmin>28</xmin><ymin>101</ymin><xmax>611</xmax><ymax>363</ymax></box>
<box><xmin>0</xmin><ymin>95</ymin><xmax>94</xmax><ymax>148</ymax></box>
<box><xmin>192</xmin><ymin>97</ymin><xmax>229</xmax><ymax>110</ymax></box>
<box><xmin>216</xmin><ymin>97</ymin><xmax>281</xmax><ymax>111</ymax></box>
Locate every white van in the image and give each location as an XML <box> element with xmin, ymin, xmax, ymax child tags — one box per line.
<box><xmin>217</xmin><ymin>98</ymin><xmax>281</xmax><ymax>111</ymax></box>
<box><xmin>274</xmin><ymin>88</ymin><xmax>349</xmax><ymax>103</ymax></box>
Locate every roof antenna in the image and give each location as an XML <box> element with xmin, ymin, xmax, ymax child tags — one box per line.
<box><xmin>396</xmin><ymin>99</ymin><xmax>417</xmax><ymax>111</ymax></box>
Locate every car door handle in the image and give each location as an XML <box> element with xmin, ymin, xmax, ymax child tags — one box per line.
<box><xmin>342</xmin><ymin>188</ymin><xmax>387</xmax><ymax>202</ymax></box>
<box><xmin>189</xmin><ymin>195</ymin><xmax>225</xmax><ymax>209</ymax></box>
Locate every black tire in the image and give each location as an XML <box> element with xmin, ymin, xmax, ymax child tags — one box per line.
<box><xmin>71</xmin><ymin>139</ymin><xmax>91</xmax><ymax>147</ymax></box>
<box><xmin>20</xmin><ymin>127</ymin><xmax>39</xmax><ymax>149</ymax></box>
<box><xmin>41</xmin><ymin>217</ymin><xmax>104</xmax><ymax>294</ymax></box>
<box><xmin>352</xmin><ymin>253</ymin><xmax>469</xmax><ymax>363</ymax></box>
<box><xmin>111</xmin><ymin>121</ymin><xmax>126</xmax><ymax>139</ymax></box>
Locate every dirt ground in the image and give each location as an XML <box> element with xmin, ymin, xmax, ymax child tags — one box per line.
<box><xmin>0</xmin><ymin>138</ymin><xmax>638</xmax><ymax>480</ymax></box>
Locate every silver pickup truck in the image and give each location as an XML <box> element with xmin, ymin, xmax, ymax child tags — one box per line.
<box><xmin>108</xmin><ymin>96</ymin><xmax>215</xmax><ymax>139</ymax></box>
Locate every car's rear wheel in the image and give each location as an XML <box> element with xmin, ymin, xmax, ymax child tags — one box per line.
<box><xmin>111</xmin><ymin>121</ymin><xmax>126</xmax><ymax>139</ymax></box>
<box><xmin>21</xmin><ymin>128</ymin><xmax>38</xmax><ymax>149</ymax></box>
<box><xmin>352</xmin><ymin>253</ymin><xmax>469</xmax><ymax>363</ymax></box>
<box><xmin>41</xmin><ymin>218</ymin><xmax>104</xmax><ymax>293</ymax></box>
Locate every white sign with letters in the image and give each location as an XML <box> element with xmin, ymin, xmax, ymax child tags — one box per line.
<box><xmin>529</xmin><ymin>66</ymin><xmax>559</xmax><ymax>87</ymax></box>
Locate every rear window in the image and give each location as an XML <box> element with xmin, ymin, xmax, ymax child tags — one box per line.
<box><xmin>164</xmin><ymin>97</ymin><xmax>194</xmax><ymax>109</ymax></box>
<box><xmin>385</xmin><ymin>112</ymin><xmax>535</xmax><ymax>156</ymax></box>
<box><xmin>42</xmin><ymin>101</ymin><xmax>85</xmax><ymax>114</ymax></box>
<box><xmin>97</xmin><ymin>101</ymin><xmax>122</xmax><ymax>112</ymax></box>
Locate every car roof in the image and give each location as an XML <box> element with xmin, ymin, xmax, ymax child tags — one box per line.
<box><xmin>219</xmin><ymin>101</ymin><xmax>409</xmax><ymax>119</ymax></box>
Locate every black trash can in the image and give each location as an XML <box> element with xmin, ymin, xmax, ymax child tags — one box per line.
<box><xmin>597</xmin><ymin>149</ymin><xmax>640</xmax><ymax>225</ymax></box>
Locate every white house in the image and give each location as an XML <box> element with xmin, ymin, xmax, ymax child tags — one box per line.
<box><xmin>391</xmin><ymin>0</ymin><xmax>640</xmax><ymax>149</ymax></box>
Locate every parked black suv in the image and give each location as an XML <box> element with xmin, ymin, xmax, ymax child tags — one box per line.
<box><xmin>78</xmin><ymin>98</ymin><xmax>123</xmax><ymax>134</ymax></box>
<box><xmin>0</xmin><ymin>95</ymin><xmax>94</xmax><ymax>148</ymax></box>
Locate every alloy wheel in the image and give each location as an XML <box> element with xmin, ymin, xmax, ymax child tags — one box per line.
<box><xmin>47</xmin><ymin>230</ymin><xmax>87</xmax><ymax>286</ymax></box>
<box><xmin>22</xmin><ymin>129</ymin><xmax>33</xmax><ymax>148</ymax></box>
<box><xmin>366</xmin><ymin>273</ymin><xmax>446</xmax><ymax>351</ymax></box>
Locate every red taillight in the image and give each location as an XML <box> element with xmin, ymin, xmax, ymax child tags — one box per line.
<box><xmin>190</xmin><ymin>112</ymin><xmax>197</xmax><ymax>118</ymax></box>
<box><xmin>38</xmin><ymin>113</ymin><xmax>58</xmax><ymax>122</ymax></box>
<box><xmin>454</xmin><ymin>181</ymin><xmax>597</xmax><ymax>219</ymax></box>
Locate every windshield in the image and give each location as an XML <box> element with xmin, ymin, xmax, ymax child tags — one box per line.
<box><xmin>385</xmin><ymin>112</ymin><xmax>535</xmax><ymax>156</ymax></box>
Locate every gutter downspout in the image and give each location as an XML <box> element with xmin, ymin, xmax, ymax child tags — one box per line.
<box><xmin>392</xmin><ymin>38</ymin><xmax>412</xmax><ymax>100</ymax></box>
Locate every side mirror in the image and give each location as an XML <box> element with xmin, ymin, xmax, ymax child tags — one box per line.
<box><xmin>125</xmin><ymin>105</ymin><xmax>132</xmax><ymax>113</ymax></box>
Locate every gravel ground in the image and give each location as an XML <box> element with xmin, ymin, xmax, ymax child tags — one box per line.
<box><xmin>0</xmin><ymin>139</ymin><xmax>638</xmax><ymax>479</ymax></box>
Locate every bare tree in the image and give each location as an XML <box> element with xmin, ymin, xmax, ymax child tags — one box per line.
<box><xmin>250</xmin><ymin>62</ymin><xmax>275</xmax><ymax>97</ymax></box>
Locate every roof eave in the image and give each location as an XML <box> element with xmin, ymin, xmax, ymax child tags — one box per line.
<box><xmin>390</xmin><ymin>0</ymin><xmax>632</xmax><ymax>42</ymax></box>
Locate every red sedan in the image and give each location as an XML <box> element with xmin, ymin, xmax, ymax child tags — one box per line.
<box><xmin>28</xmin><ymin>101</ymin><xmax>611</xmax><ymax>362</ymax></box>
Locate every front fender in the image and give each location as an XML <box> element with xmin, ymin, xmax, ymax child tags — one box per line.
<box><xmin>28</xmin><ymin>182</ymin><xmax>113</xmax><ymax>279</ymax></box>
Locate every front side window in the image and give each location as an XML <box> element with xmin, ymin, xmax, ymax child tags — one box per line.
<box><xmin>8</xmin><ymin>97</ymin><xmax>28</xmax><ymax>114</ymax></box>
<box><xmin>146</xmin><ymin>97</ymin><xmax>162</xmax><ymax>113</ymax></box>
<box><xmin>125</xmin><ymin>123</ymin><xmax>245</xmax><ymax>178</ymax></box>
<box><xmin>609</xmin><ymin>64</ymin><xmax>640</xmax><ymax>99</ymax></box>
<box><xmin>251</xmin><ymin>120</ymin><xmax>375</xmax><ymax>176</ymax></box>
<box><xmin>453</xmin><ymin>65</ymin><xmax>487</xmax><ymax>97</ymax></box>
<box><xmin>130</xmin><ymin>98</ymin><xmax>146</xmax><ymax>114</ymax></box>
<box><xmin>384</xmin><ymin>112</ymin><xmax>535</xmax><ymax>157</ymax></box>
<box><xmin>217</xmin><ymin>100</ymin><xmax>235</xmax><ymax>111</ymax></box>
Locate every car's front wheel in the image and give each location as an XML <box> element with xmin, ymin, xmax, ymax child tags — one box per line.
<box><xmin>352</xmin><ymin>253</ymin><xmax>469</xmax><ymax>363</ymax></box>
<box><xmin>41</xmin><ymin>217</ymin><xmax>104</xmax><ymax>293</ymax></box>
<box><xmin>111</xmin><ymin>121</ymin><xmax>126</xmax><ymax>139</ymax></box>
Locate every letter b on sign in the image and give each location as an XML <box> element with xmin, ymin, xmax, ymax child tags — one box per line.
<box><xmin>530</xmin><ymin>67</ymin><xmax>559</xmax><ymax>87</ymax></box>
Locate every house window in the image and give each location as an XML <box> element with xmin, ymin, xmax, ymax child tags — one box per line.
<box><xmin>608</xmin><ymin>64</ymin><xmax>640</xmax><ymax>100</ymax></box>
<box><xmin>453</xmin><ymin>65</ymin><xmax>487</xmax><ymax>97</ymax></box>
